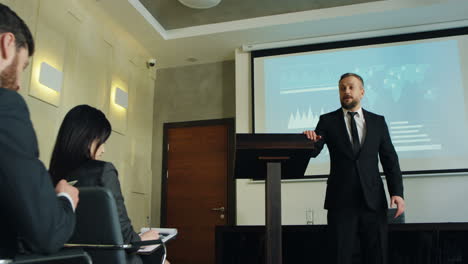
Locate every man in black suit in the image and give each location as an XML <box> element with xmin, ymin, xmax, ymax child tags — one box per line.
<box><xmin>304</xmin><ymin>73</ymin><xmax>405</xmax><ymax>264</ymax></box>
<box><xmin>0</xmin><ymin>4</ymin><xmax>79</xmax><ymax>259</ymax></box>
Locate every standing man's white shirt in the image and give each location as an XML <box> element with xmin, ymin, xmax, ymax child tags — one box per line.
<box><xmin>342</xmin><ymin>107</ymin><xmax>366</xmax><ymax>147</ymax></box>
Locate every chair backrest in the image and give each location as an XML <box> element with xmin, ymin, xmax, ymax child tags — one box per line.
<box><xmin>68</xmin><ymin>187</ymin><xmax>127</xmax><ymax>264</ymax></box>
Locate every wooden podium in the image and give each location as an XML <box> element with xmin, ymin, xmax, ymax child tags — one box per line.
<box><xmin>234</xmin><ymin>134</ymin><xmax>315</xmax><ymax>264</ymax></box>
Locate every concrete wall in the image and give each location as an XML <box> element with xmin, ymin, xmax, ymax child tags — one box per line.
<box><xmin>151</xmin><ymin>61</ymin><xmax>235</xmax><ymax>226</ymax></box>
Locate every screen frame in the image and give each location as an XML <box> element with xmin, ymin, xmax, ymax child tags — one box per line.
<box><xmin>250</xmin><ymin>26</ymin><xmax>468</xmax><ymax>178</ymax></box>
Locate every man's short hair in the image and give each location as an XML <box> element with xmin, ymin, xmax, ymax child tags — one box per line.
<box><xmin>339</xmin><ymin>73</ymin><xmax>364</xmax><ymax>86</ymax></box>
<box><xmin>0</xmin><ymin>4</ymin><xmax>35</xmax><ymax>56</ymax></box>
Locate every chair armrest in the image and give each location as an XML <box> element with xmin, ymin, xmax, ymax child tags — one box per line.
<box><xmin>64</xmin><ymin>243</ymin><xmax>132</xmax><ymax>250</ymax></box>
<box><xmin>64</xmin><ymin>239</ymin><xmax>163</xmax><ymax>250</ymax></box>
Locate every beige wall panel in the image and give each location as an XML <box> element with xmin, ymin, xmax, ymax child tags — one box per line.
<box><xmin>28</xmin><ymin>0</ymin><xmax>85</xmax><ymax>107</ymax></box>
<box><xmin>108</xmin><ymin>46</ymin><xmax>130</xmax><ymax>135</ymax></box>
<box><xmin>12</xmin><ymin>0</ymin><xmax>38</xmax><ymax>26</ymax></box>
<box><xmin>28</xmin><ymin>20</ymin><xmax>66</xmax><ymax>107</ymax></box>
<box><xmin>28</xmin><ymin>99</ymin><xmax>61</xmax><ymax>163</ymax></box>
<box><xmin>0</xmin><ymin>0</ymin><xmax>15</xmax><ymax>6</ymax></box>
<box><xmin>128</xmin><ymin>63</ymin><xmax>154</xmax><ymax>194</ymax></box>
<box><xmin>127</xmin><ymin>192</ymin><xmax>150</xmax><ymax>231</ymax></box>
<box><xmin>104</xmin><ymin>132</ymin><xmax>129</xmax><ymax>192</ymax></box>
<box><xmin>64</xmin><ymin>36</ymin><xmax>112</xmax><ymax>110</ymax></box>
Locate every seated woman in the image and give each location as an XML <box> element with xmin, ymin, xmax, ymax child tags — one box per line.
<box><xmin>49</xmin><ymin>105</ymin><xmax>168</xmax><ymax>264</ymax></box>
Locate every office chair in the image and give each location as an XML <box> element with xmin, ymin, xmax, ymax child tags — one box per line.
<box><xmin>64</xmin><ymin>187</ymin><xmax>164</xmax><ymax>264</ymax></box>
<box><xmin>0</xmin><ymin>248</ymin><xmax>91</xmax><ymax>264</ymax></box>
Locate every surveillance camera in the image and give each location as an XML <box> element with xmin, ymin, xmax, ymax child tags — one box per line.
<box><xmin>147</xmin><ymin>58</ymin><xmax>156</xmax><ymax>68</ymax></box>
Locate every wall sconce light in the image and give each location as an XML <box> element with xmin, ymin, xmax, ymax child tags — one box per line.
<box><xmin>114</xmin><ymin>87</ymin><xmax>128</xmax><ymax>109</ymax></box>
<box><xmin>39</xmin><ymin>62</ymin><xmax>63</xmax><ymax>92</ymax></box>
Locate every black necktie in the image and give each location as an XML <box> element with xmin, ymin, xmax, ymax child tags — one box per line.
<box><xmin>348</xmin><ymin>112</ymin><xmax>360</xmax><ymax>155</ymax></box>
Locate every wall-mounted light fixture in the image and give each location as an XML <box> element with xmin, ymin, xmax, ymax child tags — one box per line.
<box><xmin>114</xmin><ymin>87</ymin><xmax>128</xmax><ymax>109</ymax></box>
<box><xmin>38</xmin><ymin>62</ymin><xmax>63</xmax><ymax>92</ymax></box>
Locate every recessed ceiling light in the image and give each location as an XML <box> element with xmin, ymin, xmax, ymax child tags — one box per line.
<box><xmin>178</xmin><ymin>0</ymin><xmax>221</xmax><ymax>9</ymax></box>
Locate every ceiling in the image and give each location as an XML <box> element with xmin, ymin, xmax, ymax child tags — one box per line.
<box><xmin>93</xmin><ymin>0</ymin><xmax>468</xmax><ymax>68</ymax></box>
<box><xmin>139</xmin><ymin>0</ymin><xmax>381</xmax><ymax>30</ymax></box>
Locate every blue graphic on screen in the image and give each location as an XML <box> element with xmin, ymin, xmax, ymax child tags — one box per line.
<box><xmin>262</xmin><ymin>40</ymin><xmax>468</xmax><ymax>173</ymax></box>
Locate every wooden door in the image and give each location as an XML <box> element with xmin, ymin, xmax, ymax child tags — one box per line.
<box><xmin>162</xmin><ymin>120</ymin><xmax>234</xmax><ymax>264</ymax></box>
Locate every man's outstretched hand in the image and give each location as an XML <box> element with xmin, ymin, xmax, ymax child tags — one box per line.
<box><xmin>303</xmin><ymin>130</ymin><xmax>322</xmax><ymax>142</ymax></box>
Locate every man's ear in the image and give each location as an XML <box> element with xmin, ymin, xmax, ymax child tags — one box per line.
<box><xmin>0</xmin><ymin>33</ymin><xmax>16</xmax><ymax>62</ymax></box>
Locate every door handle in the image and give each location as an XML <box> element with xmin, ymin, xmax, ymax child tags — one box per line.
<box><xmin>211</xmin><ymin>207</ymin><xmax>225</xmax><ymax>212</ymax></box>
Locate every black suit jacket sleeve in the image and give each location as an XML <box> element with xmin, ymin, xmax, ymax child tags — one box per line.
<box><xmin>100</xmin><ymin>163</ymin><xmax>141</xmax><ymax>246</ymax></box>
<box><xmin>0</xmin><ymin>89</ymin><xmax>75</xmax><ymax>254</ymax></box>
<box><xmin>378</xmin><ymin>117</ymin><xmax>404</xmax><ymax>198</ymax></box>
<box><xmin>309</xmin><ymin>115</ymin><xmax>327</xmax><ymax>158</ymax></box>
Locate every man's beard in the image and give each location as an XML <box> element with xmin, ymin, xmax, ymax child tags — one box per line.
<box><xmin>341</xmin><ymin>97</ymin><xmax>359</xmax><ymax>110</ymax></box>
<box><xmin>0</xmin><ymin>54</ymin><xmax>19</xmax><ymax>91</ymax></box>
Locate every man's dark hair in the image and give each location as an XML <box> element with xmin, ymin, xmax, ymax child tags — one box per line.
<box><xmin>339</xmin><ymin>73</ymin><xmax>364</xmax><ymax>86</ymax></box>
<box><xmin>0</xmin><ymin>4</ymin><xmax>35</xmax><ymax>56</ymax></box>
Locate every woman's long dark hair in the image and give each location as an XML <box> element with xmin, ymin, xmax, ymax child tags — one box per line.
<box><xmin>49</xmin><ymin>105</ymin><xmax>112</xmax><ymax>185</ymax></box>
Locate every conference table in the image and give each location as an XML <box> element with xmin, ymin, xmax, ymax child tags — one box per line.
<box><xmin>216</xmin><ymin>223</ymin><xmax>468</xmax><ymax>264</ymax></box>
